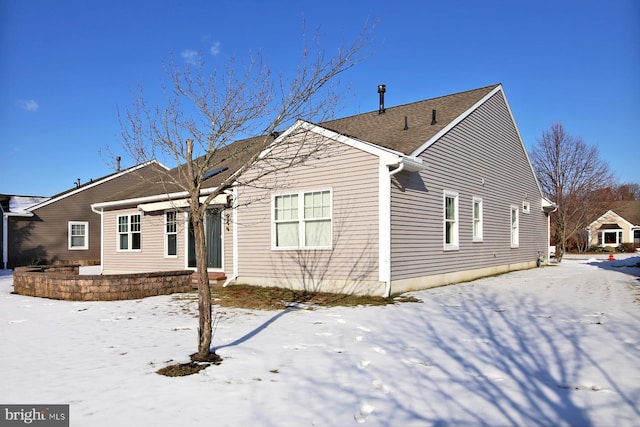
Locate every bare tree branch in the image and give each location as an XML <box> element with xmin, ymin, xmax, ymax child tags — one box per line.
<box><xmin>530</xmin><ymin>122</ymin><xmax>616</xmax><ymax>261</ymax></box>
<box><xmin>115</xmin><ymin>22</ymin><xmax>375</xmax><ymax>360</ymax></box>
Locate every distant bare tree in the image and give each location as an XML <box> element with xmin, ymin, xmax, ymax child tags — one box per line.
<box><xmin>529</xmin><ymin>122</ymin><xmax>616</xmax><ymax>261</ymax></box>
<box><xmin>117</xmin><ymin>25</ymin><xmax>374</xmax><ymax>362</ymax></box>
<box><xmin>616</xmin><ymin>183</ymin><xmax>640</xmax><ymax>200</ymax></box>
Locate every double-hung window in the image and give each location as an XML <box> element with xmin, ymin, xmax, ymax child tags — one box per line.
<box><xmin>274</xmin><ymin>190</ymin><xmax>332</xmax><ymax>249</ymax></box>
<box><xmin>118</xmin><ymin>214</ymin><xmax>141</xmax><ymax>251</ymax></box>
<box><xmin>165</xmin><ymin>211</ymin><xmax>178</xmax><ymax>257</ymax></box>
<box><xmin>510</xmin><ymin>205</ymin><xmax>519</xmax><ymax>248</ymax></box>
<box><xmin>444</xmin><ymin>191</ymin><xmax>459</xmax><ymax>250</ymax></box>
<box><xmin>472</xmin><ymin>197</ymin><xmax>483</xmax><ymax>242</ymax></box>
<box><xmin>68</xmin><ymin>221</ymin><xmax>89</xmax><ymax>250</ymax></box>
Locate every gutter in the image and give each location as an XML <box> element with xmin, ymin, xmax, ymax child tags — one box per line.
<box><xmin>90</xmin><ymin>205</ymin><xmax>105</xmax><ymax>271</ymax></box>
<box><xmin>91</xmin><ymin>187</ymin><xmax>221</xmax><ymax>211</ymax></box>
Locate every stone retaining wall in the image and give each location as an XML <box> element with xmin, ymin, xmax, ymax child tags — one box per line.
<box><xmin>13</xmin><ymin>266</ymin><xmax>194</xmax><ymax>301</ymax></box>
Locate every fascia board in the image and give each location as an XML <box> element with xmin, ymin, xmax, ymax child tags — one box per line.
<box><xmin>409</xmin><ymin>85</ymin><xmax>503</xmax><ymax>157</ymax></box>
<box><xmin>256</xmin><ymin>119</ymin><xmax>426</xmax><ymax>173</ymax></box>
<box><xmin>590</xmin><ymin>210</ymin><xmax>634</xmax><ymax>229</ymax></box>
<box><xmin>410</xmin><ymin>84</ymin><xmax>546</xmax><ymax>200</ymax></box>
<box><xmin>28</xmin><ymin>160</ymin><xmax>168</xmax><ymax>211</ymax></box>
<box><xmin>497</xmin><ymin>87</ymin><xmax>547</xmax><ymax>200</ymax></box>
<box><xmin>293</xmin><ymin>120</ymin><xmax>409</xmax><ymax>169</ymax></box>
<box><xmin>137</xmin><ymin>193</ymin><xmax>228</xmax><ymax>212</ymax></box>
<box><xmin>91</xmin><ymin>186</ymin><xmax>220</xmax><ymax>210</ymax></box>
<box><xmin>4</xmin><ymin>211</ymin><xmax>34</xmax><ymax>218</ymax></box>
<box><xmin>610</xmin><ymin>211</ymin><xmax>635</xmax><ymax>228</ymax></box>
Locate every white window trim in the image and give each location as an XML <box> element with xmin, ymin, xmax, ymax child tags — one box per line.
<box><xmin>510</xmin><ymin>205</ymin><xmax>520</xmax><ymax>248</ymax></box>
<box><xmin>164</xmin><ymin>210</ymin><xmax>178</xmax><ymax>258</ymax></box>
<box><xmin>599</xmin><ymin>230</ymin><xmax>622</xmax><ymax>247</ymax></box>
<box><xmin>272</xmin><ymin>189</ymin><xmax>333</xmax><ymax>250</ymax></box>
<box><xmin>68</xmin><ymin>221</ymin><xmax>89</xmax><ymax>250</ymax></box>
<box><xmin>117</xmin><ymin>213</ymin><xmax>142</xmax><ymax>252</ymax></box>
<box><xmin>472</xmin><ymin>197</ymin><xmax>483</xmax><ymax>242</ymax></box>
<box><xmin>443</xmin><ymin>190</ymin><xmax>459</xmax><ymax>251</ymax></box>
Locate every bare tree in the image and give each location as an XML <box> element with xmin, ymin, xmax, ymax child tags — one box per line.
<box><xmin>117</xmin><ymin>26</ymin><xmax>373</xmax><ymax>361</ymax></box>
<box><xmin>615</xmin><ymin>183</ymin><xmax>640</xmax><ymax>201</ymax></box>
<box><xmin>529</xmin><ymin>122</ymin><xmax>615</xmax><ymax>261</ymax></box>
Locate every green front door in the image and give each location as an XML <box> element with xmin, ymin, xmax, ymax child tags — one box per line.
<box><xmin>188</xmin><ymin>209</ymin><xmax>222</xmax><ymax>269</ymax></box>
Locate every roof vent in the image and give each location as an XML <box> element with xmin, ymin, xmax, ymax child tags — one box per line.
<box><xmin>404</xmin><ymin>115</ymin><xmax>409</xmax><ymax>130</ymax></box>
<box><xmin>431</xmin><ymin>109</ymin><xmax>437</xmax><ymax>125</ymax></box>
<box><xmin>378</xmin><ymin>84</ymin><xmax>386</xmax><ymax>114</ymax></box>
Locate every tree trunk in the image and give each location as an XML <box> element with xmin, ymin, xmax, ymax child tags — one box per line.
<box><xmin>554</xmin><ymin>222</ymin><xmax>565</xmax><ymax>262</ymax></box>
<box><xmin>191</xmin><ymin>209</ymin><xmax>213</xmax><ymax>360</ymax></box>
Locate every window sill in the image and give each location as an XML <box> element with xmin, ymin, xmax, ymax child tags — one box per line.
<box><xmin>272</xmin><ymin>247</ymin><xmax>333</xmax><ymax>251</ymax></box>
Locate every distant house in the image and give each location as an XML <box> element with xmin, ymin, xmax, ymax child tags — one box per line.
<box><xmin>4</xmin><ymin>161</ymin><xmax>167</xmax><ymax>268</ymax></box>
<box><xmin>1</xmin><ymin>194</ymin><xmax>49</xmax><ymax>269</ymax></box>
<box><xmin>92</xmin><ymin>84</ymin><xmax>554</xmax><ymax>296</ymax></box>
<box><xmin>586</xmin><ymin>201</ymin><xmax>640</xmax><ymax>249</ymax></box>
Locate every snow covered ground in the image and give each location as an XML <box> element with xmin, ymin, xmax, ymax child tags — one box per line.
<box><xmin>1</xmin><ymin>256</ymin><xmax>639</xmax><ymax>426</ymax></box>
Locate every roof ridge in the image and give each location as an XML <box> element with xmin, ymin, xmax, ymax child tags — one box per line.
<box><xmin>321</xmin><ymin>83</ymin><xmax>501</xmax><ymax>123</ymax></box>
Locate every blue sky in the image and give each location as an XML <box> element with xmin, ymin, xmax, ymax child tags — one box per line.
<box><xmin>1</xmin><ymin>0</ymin><xmax>638</xmax><ymax>196</ymax></box>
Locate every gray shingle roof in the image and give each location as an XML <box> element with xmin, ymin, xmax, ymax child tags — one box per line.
<box><xmin>612</xmin><ymin>200</ymin><xmax>640</xmax><ymax>225</ymax></box>
<box><xmin>99</xmin><ymin>84</ymin><xmax>501</xmax><ymax>203</ymax></box>
<box><xmin>321</xmin><ymin>84</ymin><xmax>499</xmax><ymax>154</ymax></box>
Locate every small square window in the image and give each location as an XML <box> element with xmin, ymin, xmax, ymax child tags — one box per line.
<box><xmin>68</xmin><ymin>221</ymin><xmax>89</xmax><ymax>250</ymax></box>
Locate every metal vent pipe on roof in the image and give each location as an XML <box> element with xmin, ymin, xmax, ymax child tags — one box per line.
<box><xmin>431</xmin><ymin>109</ymin><xmax>437</xmax><ymax>125</ymax></box>
<box><xmin>378</xmin><ymin>84</ymin><xmax>386</xmax><ymax>114</ymax></box>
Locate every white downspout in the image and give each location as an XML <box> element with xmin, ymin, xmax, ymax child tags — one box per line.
<box><xmin>90</xmin><ymin>204</ymin><xmax>105</xmax><ymax>272</ymax></box>
<box><xmin>382</xmin><ymin>162</ymin><xmax>405</xmax><ymax>297</ymax></box>
<box><xmin>223</xmin><ymin>187</ymin><xmax>238</xmax><ymax>287</ymax></box>
<box><xmin>2</xmin><ymin>211</ymin><xmax>7</xmax><ymax>270</ymax></box>
<box><xmin>388</xmin><ymin>162</ymin><xmax>405</xmax><ymax>177</ymax></box>
<box><xmin>544</xmin><ymin>202</ymin><xmax>558</xmax><ymax>263</ymax></box>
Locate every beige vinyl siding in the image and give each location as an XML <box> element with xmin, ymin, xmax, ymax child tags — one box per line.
<box><xmin>588</xmin><ymin>212</ymin><xmax>633</xmax><ymax>246</ymax></box>
<box><xmin>236</xmin><ymin>133</ymin><xmax>381</xmax><ymax>292</ymax></box>
<box><xmin>102</xmin><ymin>208</ymin><xmax>186</xmax><ymax>273</ymax></box>
<box><xmin>390</xmin><ymin>92</ymin><xmax>547</xmax><ymax>283</ymax></box>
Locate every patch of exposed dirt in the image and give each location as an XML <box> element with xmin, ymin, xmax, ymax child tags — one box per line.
<box><xmin>156</xmin><ymin>352</ymin><xmax>223</xmax><ymax>377</ymax></box>
<box><xmin>202</xmin><ymin>285</ymin><xmax>422</xmax><ymax>311</ymax></box>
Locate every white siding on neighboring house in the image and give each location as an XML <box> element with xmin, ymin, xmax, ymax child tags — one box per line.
<box><xmin>389</xmin><ymin>91</ymin><xmax>548</xmax><ymax>291</ymax></box>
